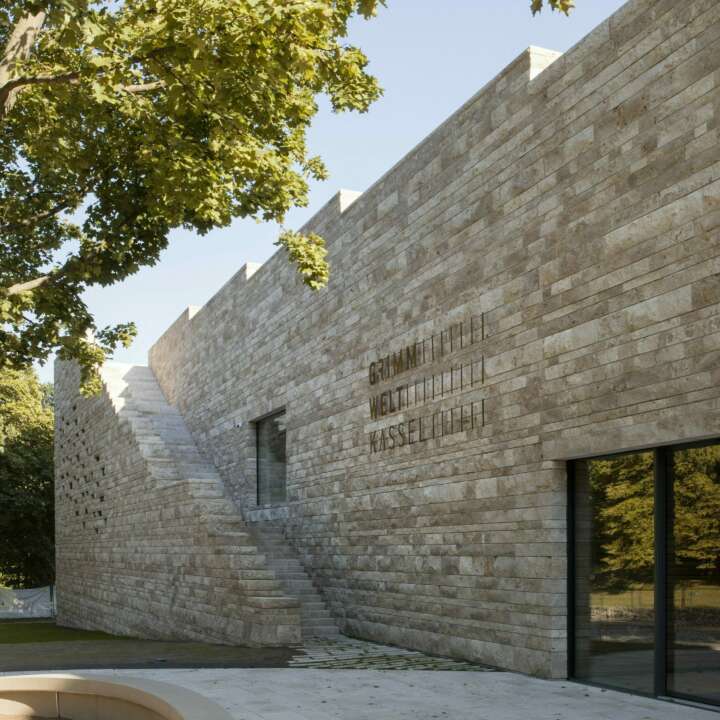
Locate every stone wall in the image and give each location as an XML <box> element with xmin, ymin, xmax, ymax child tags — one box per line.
<box><xmin>56</xmin><ymin>0</ymin><xmax>720</xmax><ymax>677</ymax></box>
<box><xmin>54</xmin><ymin>362</ymin><xmax>301</xmax><ymax>645</ymax></box>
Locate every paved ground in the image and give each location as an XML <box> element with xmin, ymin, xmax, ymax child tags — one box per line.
<box><xmin>1</xmin><ymin>628</ymin><xmax>715</xmax><ymax>717</ymax></box>
<box><xmin>6</xmin><ymin>668</ymin><xmax>714</xmax><ymax>720</ymax></box>
<box><xmin>0</xmin><ymin>627</ymin><xmax>484</xmax><ymax>672</ymax></box>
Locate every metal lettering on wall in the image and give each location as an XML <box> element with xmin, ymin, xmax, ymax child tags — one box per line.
<box><xmin>367</xmin><ymin>315</ymin><xmax>485</xmax><ymax>453</ymax></box>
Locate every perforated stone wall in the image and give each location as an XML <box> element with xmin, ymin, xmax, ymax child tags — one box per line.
<box><xmin>55</xmin><ymin>362</ymin><xmax>301</xmax><ymax>645</ymax></box>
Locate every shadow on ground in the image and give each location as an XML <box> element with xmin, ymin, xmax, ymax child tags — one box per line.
<box><xmin>0</xmin><ymin>620</ymin><xmax>295</xmax><ymax>671</ymax></box>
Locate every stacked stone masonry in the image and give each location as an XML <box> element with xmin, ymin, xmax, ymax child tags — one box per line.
<box><xmin>56</xmin><ymin>0</ymin><xmax>720</xmax><ymax>677</ymax></box>
<box><xmin>55</xmin><ymin>363</ymin><xmax>301</xmax><ymax>645</ymax></box>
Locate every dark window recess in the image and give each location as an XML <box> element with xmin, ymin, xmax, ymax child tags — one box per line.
<box><xmin>256</xmin><ymin>410</ymin><xmax>287</xmax><ymax>506</ymax></box>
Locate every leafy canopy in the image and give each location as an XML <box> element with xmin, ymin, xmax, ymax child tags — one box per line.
<box><xmin>0</xmin><ymin>1</ymin><xmax>573</xmax><ymax>392</ymax></box>
<box><xmin>0</xmin><ymin>0</ymin><xmax>382</xmax><ymax>392</ymax></box>
<box><xmin>0</xmin><ymin>368</ymin><xmax>54</xmax><ymax>588</ymax></box>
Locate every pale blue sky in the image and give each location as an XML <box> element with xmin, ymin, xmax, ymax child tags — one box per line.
<box><xmin>39</xmin><ymin>0</ymin><xmax>627</xmax><ymax>383</ymax></box>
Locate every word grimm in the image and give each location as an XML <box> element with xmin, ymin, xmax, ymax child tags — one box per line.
<box><xmin>367</xmin><ymin>316</ymin><xmax>483</xmax><ymax>388</ymax></box>
<box><xmin>368</xmin><ymin>344</ymin><xmax>419</xmax><ymax>386</ymax></box>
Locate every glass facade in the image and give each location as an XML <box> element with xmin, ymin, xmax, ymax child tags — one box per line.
<box><xmin>256</xmin><ymin>411</ymin><xmax>287</xmax><ymax>506</ymax></box>
<box><xmin>572</xmin><ymin>451</ymin><xmax>656</xmax><ymax>695</ymax></box>
<box><xmin>571</xmin><ymin>441</ymin><xmax>720</xmax><ymax>707</ymax></box>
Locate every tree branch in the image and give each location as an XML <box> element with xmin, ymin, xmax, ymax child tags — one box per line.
<box><xmin>5</xmin><ymin>276</ymin><xmax>50</xmax><ymax>296</ymax></box>
<box><xmin>0</xmin><ymin>21</ymin><xmax>172</xmax><ymax>119</ymax></box>
<box><xmin>120</xmin><ymin>80</ymin><xmax>165</xmax><ymax>94</ymax></box>
<box><xmin>0</xmin><ymin>10</ymin><xmax>48</xmax><ymax>118</ymax></box>
<box><xmin>0</xmin><ymin>72</ymin><xmax>79</xmax><ymax>95</ymax></box>
<box><xmin>0</xmin><ymin>198</ymin><xmax>73</xmax><ymax>232</ymax></box>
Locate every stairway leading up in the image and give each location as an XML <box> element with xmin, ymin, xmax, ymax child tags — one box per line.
<box><xmin>101</xmin><ymin>363</ymin><xmax>340</xmax><ymax>640</ymax></box>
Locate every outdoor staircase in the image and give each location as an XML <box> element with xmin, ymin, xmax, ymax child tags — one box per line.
<box><xmin>100</xmin><ymin>363</ymin><xmax>340</xmax><ymax>640</ymax></box>
<box><xmin>249</xmin><ymin>523</ymin><xmax>341</xmax><ymax>639</ymax></box>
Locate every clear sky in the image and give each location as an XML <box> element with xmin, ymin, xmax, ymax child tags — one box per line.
<box><xmin>38</xmin><ymin>0</ymin><xmax>628</xmax><ymax>383</ymax></box>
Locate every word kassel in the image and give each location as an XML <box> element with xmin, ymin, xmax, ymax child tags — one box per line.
<box><xmin>369</xmin><ymin>401</ymin><xmax>483</xmax><ymax>453</ymax></box>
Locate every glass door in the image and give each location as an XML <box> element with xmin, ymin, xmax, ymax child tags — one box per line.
<box><xmin>667</xmin><ymin>443</ymin><xmax>720</xmax><ymax>705</ymax></box>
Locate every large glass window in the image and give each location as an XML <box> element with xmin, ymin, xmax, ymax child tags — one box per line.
<box><xmin>256</xmin><ymin>411</ymin><xmax>286</xmax><ymax>506</ymax></box>
<box><xmin>667</xmin><ymin>445</ymin><xmax>720</xmax><ymax>704</ymax></box>
<box><xmin>572</xmin><ymin>451</ymin><xmax>656</xmax><ymax>695</ymax></box>
<box><xmin>571</xmin><ymin>441</ymin><xmax>720</xmax><ymax>707</ymax></box>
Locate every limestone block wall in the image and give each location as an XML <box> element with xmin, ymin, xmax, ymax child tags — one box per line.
<box><xmin>54</xmin><ymin>362</ymin><xmax>300</xmax><ymax>645</ymax></box>
<box><xmin>141</xmin><ymin>0</ymin><xmax>720</xmax><ymax>677</ymax></box>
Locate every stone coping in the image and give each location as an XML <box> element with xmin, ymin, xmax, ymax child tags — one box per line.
<box><xmin>0</xmin><ymin>673</ymin><xmax>232</xmax><ymax>720</ymax></box>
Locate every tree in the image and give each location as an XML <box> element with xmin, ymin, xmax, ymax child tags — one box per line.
<box><xmin>0</xmin><ymin>0</ymin><xmax>383</xmax><ymax>393</ymax></box>
<box><xmin>589</xmin><ymin>448</ymin><xmax>720</xmax><ymax>591</ymax></box>
<box><xmin>0</xmin><ymin>368</ymin><xmax>54</xmax><ymax>588</ymax></box>
<box><xmin>671</xmin><ymin>446</ymin><xmax>720</xmax><ymax>576</ymax></box>
<box><xmin>0</xmin><ymin>2</ymin><xmax>573</xmax><ymax>393</ymax></box>
<box><xmin>590</xmin><ymin>453</ymin><xmax>655</xmax><ymax>589</ymax></box>
<box><xmin>532</xmin><ymin>0</ymin><xmax>575</xmax><ymax>13</ymax></box>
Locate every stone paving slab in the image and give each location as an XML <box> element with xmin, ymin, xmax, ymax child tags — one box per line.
<box><xmin>11</xmin><ymin>668</ymin><xmax>713</xmax><ymax>720</ymax></box>
<box><xmin>290</xmin><ymin>636</ymin><xmax>493</xmax><ymax>670</ymax></box>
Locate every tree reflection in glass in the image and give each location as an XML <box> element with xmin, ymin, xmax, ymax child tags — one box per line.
<box><xmin>574</xmin><ymin>451</ymin><xmax>655</xmax><ymax>694</ymax></box>
<box><xmin>668</xmin><ymin>445</ymin><xmax>720</xmax><ymax>704</ymax></box>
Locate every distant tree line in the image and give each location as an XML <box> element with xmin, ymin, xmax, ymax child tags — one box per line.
<box><xmin>0</xmin><ymin>369</ymin><xmax>54</xmax><ymax>588</ymax></box>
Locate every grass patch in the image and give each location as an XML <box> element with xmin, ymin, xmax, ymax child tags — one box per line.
<box><xmin>0</xmin><ymin>619</ymin><xmax>131</xmax><ymax>644</ymax></box>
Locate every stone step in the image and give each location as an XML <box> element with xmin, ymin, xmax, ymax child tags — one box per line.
<box><xmin>208</xmin><ymin>530</ymin><xmax>254</xmax><ymax>544</ymax></box>
<box><xmin>301</xmin><ymin>625</ymin><xmax>340</xmax><ymax>636</ymax></box>
<box><xmin>263</xmin><ymin>568</ymin><xmax>300</xmax><ymax>577</ymax></box>
<box><xmin>301</xmin><ymin>609</ymin><xmax>334</xmax><ymax>620</ymax></box>
<box><xmin>249</xmin><ymin>523</ymin><xmax>340</xmax><ymax>634</ymax></box>
<box><xmin>176</xmin><ymin>468</ymin><xmax>220</xmax><ymax>480</ymax></box>
<box><xmin>199</xmin><ymin>499</ymin><xmax>239</xmax><ymax>514</ymax></box>
<box><xmin>261</xmin><ymin>545</ymin><xmax>298</xmax><ymax>555</ymax></box>
<box><xmin>214</xmin><ymin>543</ymin><xmax>260</xmax><ymax>554</ymax></box>
<box><xmin>236</xmin><ymin>569</ymin><xmax>277</xmax><ymax>580</ymax></box>
<box><xmin>263</xmin><ymin>548</ymin><xmax>305</xmax><ymax>573</ymax></box>
<box><xmin>188</xmin><ymin>487</ymin><xmax>226</xmax><ymax>500</ymax></box>
<box><xmin>295</xmin><ymin>591</ymin><xmax>328</xmax><ymax>602</ymax></box>
<box><xmin>294</xmin><ymin>598</ymin><xmax>328</xmax><ymax>608</ymax></box>
<box><xmin>279</xmin><ymin>574</ymin><xmax>317</xmax><ymax>583</ymax></box>
<box><xmin>230</xmin><ymin>556</ymin><xmax>273</xmax><ymax>570</ymax></box>
<box><xmin>282</xmin><ymin>580</ymin><xmax>316</xmax><ymax>593</ymax></box>
<box><xmin>210</xmin><ymin>518</ymin><xmax>247</xmax><ymax>531</ymax></box>
<box><xmin>238</xmin><ymin>579</ymin><xmax>284</xmax><ymax>592</ymax></box>
<box><xmin>293</xmin><ymin>596</ymin><xmax>328</xmax><ymax>606</ymax></box>
<box><xmin>257</xmin><ymin>532</ymin><xmax>290</xmax><ymax>541</ymax></box>
<box><xmin>302</xmin><ymin>621</ymin><xmax>337</xmax><ymax>631</ymax></box>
